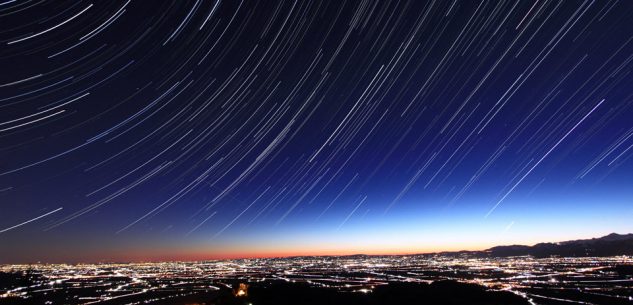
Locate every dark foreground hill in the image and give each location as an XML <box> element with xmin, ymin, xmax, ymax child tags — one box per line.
<box><xmin>485</xmin><ymin>233</ymin><xmax>633</xmax><ymax>257</ymax></box>
<box><xmin>214</xmin><ymin>280</ymin><xmax>530</xmax><ymax>305</ymax></box>
<box><xmin>0</xmin><ymin>278</ymin><xmax>529</xmax><ymax>305</ymax></box>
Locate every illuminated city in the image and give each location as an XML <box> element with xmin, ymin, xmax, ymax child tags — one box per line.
<box><xmin>1</xmin><ymin>253</ymin><xmax>633</xmax><ymax>304</ymax></box>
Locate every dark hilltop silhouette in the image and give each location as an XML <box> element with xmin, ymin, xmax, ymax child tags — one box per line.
<box><xmin>434</xmin><ymin>233</ymin><xmax>633</xmax><ymax>258</ymax></box>
<box><xmin>483</xmin><ymin>232</ymin><xmax>633</xmax><ymax>258</ymax></box>
<box><xmin>212</xmin><ymin>280</ymin><xmax>531</xmax><ymax>305</ymax></box>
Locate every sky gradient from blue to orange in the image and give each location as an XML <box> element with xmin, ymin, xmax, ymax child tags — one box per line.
<box><xmin>1</xmin><ymin>0</ymin><xmax>632</xmax><ymax>263</ymax></box>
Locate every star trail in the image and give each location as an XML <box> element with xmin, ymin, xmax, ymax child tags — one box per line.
<box><xmin>1</xmin><ymin>0</ymin><xmax>632</xmax><ymax>263</ymax></box>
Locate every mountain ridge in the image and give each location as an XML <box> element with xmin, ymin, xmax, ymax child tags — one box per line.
<box><xmin>476</xmin><ymin>232</ymin><xmax>633</xmax><ymax>258</ymax></box>
<box><xmin>286</xmin><ymin>233</ymin><xmax>633</xmax><ymax>260</ymax></box>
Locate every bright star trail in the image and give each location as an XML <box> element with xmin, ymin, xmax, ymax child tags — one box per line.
<box><xmin>0</xmin><ymin>0</ymin><xmax>632</xmax><ymax>263</ymax></box>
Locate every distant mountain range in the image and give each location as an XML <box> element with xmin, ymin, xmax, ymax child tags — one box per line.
<box><xmin>441</xmin><ymin>233</ymin><xmax>633</xmax><ymax>258</ymax></box>
<box><xmin>296</xmin><ymin>233</ymin><xmax>633</xmax><ymax>260</ymax></box>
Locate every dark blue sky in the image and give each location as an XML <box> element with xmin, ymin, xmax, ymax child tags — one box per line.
<box><xmin>1</xmin><ymin>0</ymin><xmax>632</xmax><ymax>263</ymax></box>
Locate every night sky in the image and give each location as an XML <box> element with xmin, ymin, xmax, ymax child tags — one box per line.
<box><xmin>1</xmin><ymin>0</ymin><xmax>632</xmax><ymax>263</ymax></box>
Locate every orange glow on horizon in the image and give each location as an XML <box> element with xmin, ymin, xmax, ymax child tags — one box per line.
<box><xmin>13</xmin><ymin>231</ymin><xmax>606</xmax><ymax>264</ymax></box>
<box><xmin>73</xmin><ymin>243</ymin><xmax>493</xmax><ymax>263</ymax></box>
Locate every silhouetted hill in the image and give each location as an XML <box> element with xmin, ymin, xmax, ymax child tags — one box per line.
<box><xmin>486</xmin><ymin>233</ymin><xmax>633</xmax><ymax>258</ymax></box>
<box><xmin>214</xmin><ymin>280</ymin><xmax>530</xmax><ymax>305</ymax></box>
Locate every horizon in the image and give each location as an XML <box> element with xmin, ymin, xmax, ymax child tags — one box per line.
<box><xmin>2</xmin><ymin>231</ymin><xmax>630</xmax><ymax>265</ymax></box>
<box><xmin>2</xmin><ymin>1</ymin><xmax>633</xmax><ymax>265</ymax></box>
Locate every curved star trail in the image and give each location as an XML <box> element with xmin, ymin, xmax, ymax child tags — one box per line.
<box><xmin>1</xmin><ymin>0</ymin><xmax>632</xmax><ymax>262</ymax></box>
